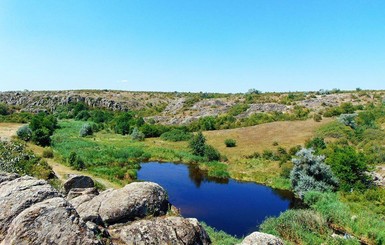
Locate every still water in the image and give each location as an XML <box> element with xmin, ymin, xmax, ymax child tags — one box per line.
<box><xmin>137</xmin><ymin>162</ymin><xmax>295</xmax><ymax>237</ymax></box>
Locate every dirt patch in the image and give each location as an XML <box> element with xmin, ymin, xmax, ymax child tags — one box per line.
<box><xmin>0</xmin><ymin>123</ymin><xmax>23</xmax><ymax>141</ymax></box>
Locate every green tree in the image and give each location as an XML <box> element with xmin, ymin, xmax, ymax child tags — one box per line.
<box><xmin>326</xmin><ymin>145</ymin><xmax>370</xmax><ymax>191</ymax></box>
<box><xmin>189</xmin><ymin>132</ymin><xmax>206</xmax><ymax>156</ymax></box>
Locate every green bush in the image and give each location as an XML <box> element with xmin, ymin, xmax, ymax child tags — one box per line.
<box><xmin>42</xmin><ymin>148</ymin><xmax>54</xmax><ymax>158</ymax></box>
<box><xmin>68</xmin><ymin>151</ymin><xmax>85</xmax><ymax>170</ymax></box>
<box><xmin>0</xmin><ymin>103</ymin><xmax>10</xmax><ymax>115</ymax></box>
<box><xmin>313</xmin><ymin>113</ymin><xmax>322</xmax><ymax>122</ymax></box>
<box><xmin>32</xmin><ymin>128</ymin><xmax>51</xmax><ymax>146</ymax></box>
<box><xmin>189</xmin><ymin>132</ymin><xmax>206</xmax><ymax>156</ymax></box>
<box><xmin>131</xmin><ymin>127</ymin><xmax>145</xmax><ymax>141</ymax></box>
<box><xmin>17</xmin><ymin>125</ymin><xmax>32</xmax><ymax>141</ymax></box>
<box><xmin>325</xmin><ymin>145</ymin><xmax>370</xmax><ymax>191</ymax></box>
<box><xmin>0</xmin><ymin>140</ymin><xmax>54</xmax><ymax>179</ymax></box>
<box><xmin>204</xmin><ymin>144</ymin><xmax>221</xmax><ymax>161</ymax></box>
<box><xmin>160</xmin><ymin>129</ymin><xmax>192</xmax><ymax>142</ymax></box>
<box><xmin>224</xmin><ymin>138</ymin><xmax>236</xmax><ymax>147</ymax></box>
<box><xmin>79</xmin><ymin>123</ymin><xmax>93</xmax><ymax>137</ymax></box>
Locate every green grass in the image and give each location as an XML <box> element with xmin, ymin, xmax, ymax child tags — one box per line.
<box><xmin>51</xmin><ymin>120</ymin><xmax>231</xmax><ymax>182</ymax></box>
<box><xmin>200</xmin><ymin>222</ymin><xmax>242</xmax><ymax>245</ymax></box>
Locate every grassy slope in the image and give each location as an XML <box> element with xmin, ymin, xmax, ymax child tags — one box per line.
<box><xmin>0</xmin><ymin>118</ymin><xmax>332</xmax><ymax>190</ymax></box>
<box><xmin>204</xmin><ymin>118</ymin><xmax>333</xmax><ymax>188</ymax></box>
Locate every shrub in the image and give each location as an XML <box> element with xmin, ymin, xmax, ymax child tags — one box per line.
<box><xmin>75</xmin><ymin>110</ymin><xmax>91</xmax><ymax>121</ymax></box>
<box><xmin>204</xmin><ymin>144</ymin><xmax>221</xmax><ymax>161</ymax></box>
<box><xmin>290</xmin><ymin>148</ymin><xmax>338</xmax><ymax>198</ymax></box>
<box><xmin>42</xmin><ymin>148</ymin><xmax>54</xmax><ymax>158</ymax></box>
<box><xmin>325</xmin><ymin>145</ymin><xmax>370</xmax><ymax>191</ymax></box>
<box><xmin>224</xmin><ymin>138</ymin><xmax>236</xmax><ymax>147</ymax></box>
<box><xmin>68</xmin><ymin>151</ymin><xmax>85</xmax><ymax>170</ymax></box>
<box><xmin>17</xmin><ymin>125</ymin><xmax>32</xmax><ymax>141</ymax></box>
<box><xmin>189</xmin><ymin>132</ymin><xmax>206</xmax><ymax>156</ymax></box>
<box><xmin>131</xmin><ymin>127</ymin><xmax>145</xmax><ymax>141</ymax></box>
<box><xmin>79</xmin><ymin>123</ymin><xmax>93</xmax><ymax>137</ymax></box>
<box><xmin>313</xmin><ymin>113</ymin><xmax>322</xmax><ymax>122</ymax></box>
<box><xmin>338</xmin><ymin>113</ymin><xmax>358</xmax><ymax>129</ymax></box>
<box><xmin>0</xmin><ymin>103</ymin><xmax>10</xmax><ymax>115</ymax></box>
<box><xmin>32</xmin><ymin>128</ymin><xmax>51</xmax><ymax>146</ymax></box>
<box><xmin>160</xmin><ymin>129</ymin><xmax>192</xmax><ymax>142</ymax></box>
<box><xmin>0</xmin><ymin>140</ymin><xmax>54</xmax><ymax>179</ymax></box>
<box><xmin>305</xmin><ymin>137</ymin><xmax>326</xmax><ymax>153</ymax></box>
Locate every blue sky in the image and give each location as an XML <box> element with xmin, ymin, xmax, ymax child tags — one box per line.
<box><xmin>1</xmin><ymin>1</ymin><xmax>384</xmax><ymax>93</ymax></box>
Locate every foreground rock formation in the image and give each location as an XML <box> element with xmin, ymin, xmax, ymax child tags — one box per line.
<box><xmin>0</xmin><ymin>172</ymin><xmax>285</xmax><ymax>244</ymax></box>
<box><xmin>0</xmin><ymin>173</ymin><xmax>211</xmax><ymax>245</ymax></box>
<box><xmin>0</xmin><ymin>173</ymin><xmax>100</xmax><ymax>245</ymax></box>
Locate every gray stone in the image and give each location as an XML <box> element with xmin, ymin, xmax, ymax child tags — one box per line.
<box><xmin>74</xmin><ymin>182</ymin><xmax>169</xmax><ymax>226</ymax></box>
<box><xmin>239</xmin><ymin>232</ymin><xmax>284</xmax><ymax>245</ymax></box>
<box><xmin>1</xmin><ymin>197</ymin><xmax>100</xmax><ymax>245</ymax></box>
<box><xmin>0</xmin><ymin>172</ymin><xmax>19</xmax><ymax>184</ymax></box>
<box><xmin>110</xmin><ymin>216</ymin><xmax>211</xmax><ymax>245</ymax></box>
<box><xmin>67</xmin><ymin>187</ymin><xmax>99</xmax><ymax>200</ymax></box>
<box><xmin>63</xmin><ymin>175</ymin><xmax>94</xmax><ymax>194</ymax></box>
<box><xmin>0</xmin><ymin>176</ymin><xmax>58</xmax><ymax>240</ymax></box>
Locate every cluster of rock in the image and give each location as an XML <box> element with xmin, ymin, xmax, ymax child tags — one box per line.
<box><xmin>0</xmin><ymin>91</ymin><xmax>138</xmax><ymax>112</ymax></box>
<box><xmin>0</xmin><ymin>172</ymin><xmax>285</xmax><ymax>244</ymax></box>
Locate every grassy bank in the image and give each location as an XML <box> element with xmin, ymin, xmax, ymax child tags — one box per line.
<box><xmin>50</xmin><ymin>118</ymin><xmax>328</xmax><ymax>189</ymax></box>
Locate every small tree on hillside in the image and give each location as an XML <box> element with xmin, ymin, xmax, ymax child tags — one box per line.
<box><xmin>290</xmin><ymin>148</ymin><xmax>338</xmax><ymax>199</ymax></box>
<box><xmin>79</xmin><ymin>124</ymin><xmax>93</xmax><ymax>137</ymax></box>
<box><xmin>189</xmin><ymin>132</ymin><xmax>206</xmax><ymax>156</ymax></box>
<box><xmin>131</xmin><ymin>127</ymin><xmax>145</xmax><ymax>141</ymax></box>
<box><xmin>17</xmin><ymin>125</ymin><xmax>32</xmax><ymax>141</ymax></box>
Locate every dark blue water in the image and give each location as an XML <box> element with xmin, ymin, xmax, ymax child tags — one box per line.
<box><xmin>137</xmin><ymin>162</ymin><xmax>295</xmax><ymax>237</ymax></box>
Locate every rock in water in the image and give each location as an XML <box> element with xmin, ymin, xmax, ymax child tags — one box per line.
<box><xmin>63</xmin><ymin>175</ymin><xmax>95</xmax><ymax>194</ymax></box>
<box><xmin>110</xmin><ymin>216</ymin><xmax>211</xmax><ymax>245</ymax></box>
<box><xmin>239</xmin><ymin>232</ymin><xmax>284</xmax><ymax>245</ymax></box>
<box><xmin>1</xmin><ymin>197</ymin><xmax>100</xmax><ymax>245</ymax></box>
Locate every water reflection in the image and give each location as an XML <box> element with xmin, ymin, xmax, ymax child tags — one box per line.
<box><xmin>187</xmin><ymin>164</ymin><xmax>229</xmax><ymax>187</ymax></box>
<box><xmin>138</xmin><ymin>162</ymin><xmax>295</xmax><ymax>237</ymax></box>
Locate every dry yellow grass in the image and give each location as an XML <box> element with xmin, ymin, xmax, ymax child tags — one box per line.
<box><xmin>204</xmin><ymin>118</ymin><xmax>333</xmax><ymax>161</ymax></box>
<box><xmin>0</xmin><ymin>123</ymin><xmax>23</xmax><ymax>141</ymax></box>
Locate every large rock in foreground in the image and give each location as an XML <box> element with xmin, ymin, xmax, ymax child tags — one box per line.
<box><xmin>110</xmin><ymin>216</ymin><xmax>211</xmax><ymax>245</ymax></box>
<box><xmin>0</xmin><ymin>173</ymin><xmax>100</xmax><ymax>245</ymax></box>
<box><xmin>239</xmin><ymin>231</ymin><xmax>284</xmax><ymax>245</ymax></box>
<box><xmin>71</xmin><ymin>182</ymin><xmax>169</xmax><ymax>225</ymax></box>
<box><xmin>0</xmin><ymin>176</ymin><xmax>58</xmax><ymax>240</ymax></box>
<box><xmin>1</xmin><ymin>197</ymin><xmax>99</xmax><ymax>245</ymax></box>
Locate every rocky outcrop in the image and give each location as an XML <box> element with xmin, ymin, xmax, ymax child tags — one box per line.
<box><xmin>0</xmin><ymin>173</ymin><xmax>100</xmax><ymax>245</ymax></box>
<box><xmin>67</xmin><ymin>187</ymin><xmax>99</xmax><ymax>200</ymax></box>
<box><xmin>109</xmin><ymin>216</ymin><xmax>211</xmax><ymax>245</ymax></box>
<box><xmin>239</xmin><ymin>232</ymin><xmax>284</xmax><ymax>245</ymax></box>
<box><xmin>71</xmin><ymin>182</ymin><xmax>169</xmax><ymax>226</ymax></box>
<box><xmin>1</xmin><ymin>197</ymin><xmax>99</xmax><ymax>245</ymax></box>
<box><xmin>0</xmin><ymin>172</ymin><xmax>211</xmax><ymax>245</ymax></box>
<box><xmin>63</xmin><ymin>175</ymin><xmax>95</xmax><ymax>194</ymax></box>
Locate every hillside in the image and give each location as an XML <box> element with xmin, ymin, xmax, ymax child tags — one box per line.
<box><xmin>1</xmin><ymin>89</ymin><xmax>383</xmax><ymax>125</ymax></box>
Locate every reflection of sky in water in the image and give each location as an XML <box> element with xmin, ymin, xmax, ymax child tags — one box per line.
<box><xmin>138</xmin><ymin>162</ymin><xmax>295</xmax><ymax>237</ymax></box>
